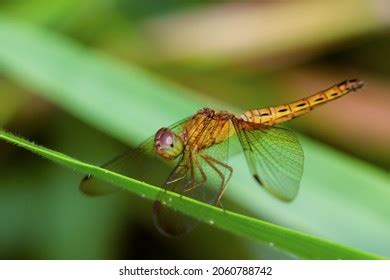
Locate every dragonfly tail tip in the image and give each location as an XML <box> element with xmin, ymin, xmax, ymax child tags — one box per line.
<box><xmin>349</xmin><ymin>79</ymin><xmax>366</xmax><ymax>91</ymax></box>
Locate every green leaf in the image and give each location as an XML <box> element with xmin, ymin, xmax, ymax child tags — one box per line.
<box><xmin>0</xmin><ymin>130</ymin><xmax>383</xmax><ymax>260</ymax></box>
<box><xmin>0</xmin><ymin>16</ymin><xmax>389</xmax><ymax>258</ymax></box>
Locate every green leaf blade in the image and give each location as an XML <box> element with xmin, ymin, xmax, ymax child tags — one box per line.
<box><xmin>0</xmin><ymin>129</ymin><xmax>384</xmax><ymax>260</ymax></box>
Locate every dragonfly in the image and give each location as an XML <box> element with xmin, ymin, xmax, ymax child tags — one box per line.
<box><xmin>80</xmin><ymin>79</ymin><xmax>365</xmax><ymax>236</ymax></box>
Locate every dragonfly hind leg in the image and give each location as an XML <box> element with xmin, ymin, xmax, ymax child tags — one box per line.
<box><xmin>201</xmin><ymin>154</ymin><xmax>233</xmax><ymax>209</ymax></box>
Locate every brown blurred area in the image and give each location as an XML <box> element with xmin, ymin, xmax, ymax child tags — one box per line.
<box><xmin>122</xmin><ymin>0</ymin><xmax>390</xmax><ymax>169</ymax></box>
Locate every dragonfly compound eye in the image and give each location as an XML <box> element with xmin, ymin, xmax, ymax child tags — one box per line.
<box><xmin>154</xmin><ymin>128</ymin><xmax>184</xmax><ymax>160</ymax></box>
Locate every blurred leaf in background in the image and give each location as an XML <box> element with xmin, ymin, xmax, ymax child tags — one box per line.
<box><xmin>0</xmin><ymin>0</ymin><xmax>389</xmax><ymax>260</ymax></box>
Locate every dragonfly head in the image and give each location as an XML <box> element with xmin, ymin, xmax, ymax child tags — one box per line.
<box><xmin>154</xmin><ymin>128</ymin><xmax>184</xmax><ymax>160</ymax></box>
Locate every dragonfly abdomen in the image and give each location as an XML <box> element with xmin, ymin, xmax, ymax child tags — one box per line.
<box><xmin>240</xmin><ymin>79</ymin><xmax>365</xmax><ymax>126</ymax></box>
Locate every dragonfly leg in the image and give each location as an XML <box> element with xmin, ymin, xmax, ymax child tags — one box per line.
<box><xmin>182</xmin><ymin>155</ymin><xmax>207</xmax><ymax>193</ymax></box>
<box><xmin>166</xmin><ymin>174</ymin><xmax>187</xmax><ymax>185</ymax></box>
<box><xmin>200</xmin><ymin>156</ymin><xmax>226</xmax><ymax>209</ymax></box>
<box><xmin>165</xmin><ymin>164</ymin><xmax>188</xmax><ymax>194</ymax></box>
<box><xmin>201</xmin><ymin>154</ymin><xmax>233</xmax><ymax>209</ymax></box>
<box><xmin>182</xmin><ymin>154</ymin><xmax>196</xmax><ymax>193</ymax></box>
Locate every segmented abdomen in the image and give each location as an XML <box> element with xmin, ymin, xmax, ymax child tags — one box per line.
<box><xmin>240</xmin><ymin>79</ymin><xmax>365</xmax><ymax>126</ymax></box>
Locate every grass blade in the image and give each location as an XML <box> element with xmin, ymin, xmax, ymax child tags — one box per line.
<box><xmin>0</xmin><ymin>130</ymin><xmax>384</xmax><ymax>260</ymax></box>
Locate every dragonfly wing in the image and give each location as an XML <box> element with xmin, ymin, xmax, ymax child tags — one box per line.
<box><xmin>80</xmin><ymin>118</ymin><xmax>189</xmax><ymax>196</ymax></box>
<box><xmin>80</xmin><ymin>137</ymin><xmax>155</xmax><ymax>196</ymax></box>
<box><xmin>153</xmin><ymin>121</ymin><xmax>232</xmax><ymax>237</ymax></box>
<box><xmin>233</xmin><ymin>120</ymin><xmax>304</xmax><ymax>201</ymax></box>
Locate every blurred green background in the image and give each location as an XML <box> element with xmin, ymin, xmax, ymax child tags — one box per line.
<box><xmin>0</xmin><ymin>0</ymin><xmax>389</xmax><ymax>259</ymax></box>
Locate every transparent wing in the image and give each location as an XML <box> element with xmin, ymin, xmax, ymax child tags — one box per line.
<box><xmin>153</xmin><ymin>120</ymin><xmax>232</xmax><ymax>237</ymax></box>
<box><xmin>79</xmin><ymin>118</ymin><xmax>189</xmax><ymax>196</ymax></box>
<box><xmin>233</xmin><ymin>120</ymin><xmax>304</xmax><ymax>201</ymax></box>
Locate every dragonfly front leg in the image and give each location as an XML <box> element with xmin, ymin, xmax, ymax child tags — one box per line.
<box><xmin>201</xmin><ymin>154</ymin><xmax>233</xmax><ymax>209</ymax></box>
<box><xmin>165</xmin><ymin>164</ymin><xmax>188</xmax><ymax>189</ymax></box>
<box><xmin>166</xmin><ymin>174</ymin><xmax>187</xmax><ymax>185</ymax></box>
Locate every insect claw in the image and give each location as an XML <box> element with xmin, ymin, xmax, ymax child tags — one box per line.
<box><xmin>217</xmin><ymin>200</ymin><xmax>226</xmax><ymax>211</ymax></box>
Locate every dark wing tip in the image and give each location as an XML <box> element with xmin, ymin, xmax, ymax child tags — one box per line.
<box><xmin>253</xmin><ymin>175</ymin><xmax>263</xmax><ymax>185</ymax></box>
<box><xmin>253</xmin><ymin>175</ymin><xmax>298</xmax><ymax>202</ymax></box>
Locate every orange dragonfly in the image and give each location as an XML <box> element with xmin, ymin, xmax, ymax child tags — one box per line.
<box><xmin>81</xmin><ymin>79</ymin><xmax>365</xmax><ymax>236</ymax></box>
